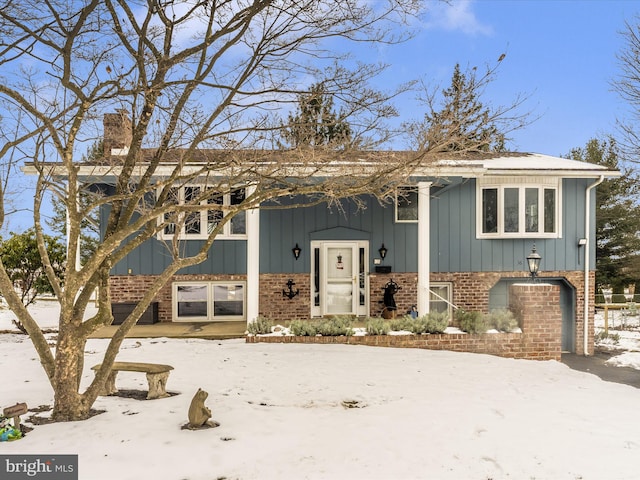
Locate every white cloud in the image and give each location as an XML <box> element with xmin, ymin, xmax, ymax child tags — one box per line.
<box><xmin>425</xmin><ymin>0</ymin><xmax>494</xmax><ymax>36</ymax></box>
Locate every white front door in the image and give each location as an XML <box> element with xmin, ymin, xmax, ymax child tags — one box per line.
<box><xmin>312</xmin><ymin>241</ymin><xmax>369</xmax><ymax>317</ymax></box>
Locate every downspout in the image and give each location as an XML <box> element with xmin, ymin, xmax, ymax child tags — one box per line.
<box><xmin>583</xmin><ymin>175</ymin><xmax>604</xmax><ymax>356</ymax></box>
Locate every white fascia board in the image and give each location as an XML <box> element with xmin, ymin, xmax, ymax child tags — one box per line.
<box><xmin>24</xmin><ymin>162</ymin><xmax>621</xmax><ymax>181</ymax></box>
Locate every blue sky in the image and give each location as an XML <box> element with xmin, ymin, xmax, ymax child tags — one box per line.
<box><xmin>373</xmin><ymin>0</ymin><xmax>636</xmax><ymax>156</ymax></box>
<box><xmin>4</xmin><ymin>0</ymin><xmax>637</xmax><ymax>234</ymax></box>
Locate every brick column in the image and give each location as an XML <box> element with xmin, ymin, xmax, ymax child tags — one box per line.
<box><xmin>509</xmin><ymin>283</ymin><xmax>562</xmax><ymax>361</ymax></box>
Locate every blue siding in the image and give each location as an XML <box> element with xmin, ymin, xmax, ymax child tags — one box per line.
<box><xmin>102</xmin><ymin>206</ymin><xmax>247</xmax><ymax>276</ymax></box>
<box><xmin>106</xmin><ymin>177</ymin><xmax>596</xmax><ymax>276</ymax></box>
<box><xmin>430</xmin><ymin>178</ymin><xmax>593</xmax><ymax>273</ymax></box>
<box><xmin>260</xmin><ymin>196</ymin><xmax>416</xmax><ymax>273</ymax></box>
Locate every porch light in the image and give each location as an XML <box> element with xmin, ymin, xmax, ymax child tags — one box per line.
<box><xmin>378</xmin><ymin>243</ymin><xmax>388</xmax><ymax>260</ymax></box>
<box><xmin>526</xmin><ymin>244</ymin><xmax>541</xmax><ymax>281</ymax></box>
<box><xmin>601</xmin><ymin>286</ymin><xmax>613</xmax><ymax>304</ymax></box>
<box><xmin>292</xmin><ymin>243</ymin><xmax>301</xmax><ymax>260</ymax></box>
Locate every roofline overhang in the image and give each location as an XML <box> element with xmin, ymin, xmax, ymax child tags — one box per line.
<box><xmin>22</xmin><ymin>163</ymin><xmax>622</xmax><ymax>181</ymax></box>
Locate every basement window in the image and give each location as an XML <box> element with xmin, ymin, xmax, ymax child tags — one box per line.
<box><xmin>173</xmin><ymin>282</ymin><xmax>245</xmax><ymax>321</ymax></box>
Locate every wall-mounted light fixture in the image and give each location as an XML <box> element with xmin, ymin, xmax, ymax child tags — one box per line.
<box><xmin>378</xmin><ymin>243</ymin><xmax>388</xmax><ymax>260</ymax></box>
<box><xmin>292</xmin><ymin>243</ymin><xmax>301</xmax><ymax>260</ymax></box>
<box><xmin>526</xmin><ymin>244</ymin><xmax>541</xmax><ymax>281</ymax></box>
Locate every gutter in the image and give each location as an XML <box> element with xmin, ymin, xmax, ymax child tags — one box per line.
<box><xmin>583</xmin><ymin>175</ymin><xmax>605</xmax><ymax>356</ymax></box>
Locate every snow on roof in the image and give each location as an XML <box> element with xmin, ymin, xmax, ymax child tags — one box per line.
<box><xmin>433</xmin><ymin>152</ymin><xmax>620</xmax><ymax>177</ymax></box>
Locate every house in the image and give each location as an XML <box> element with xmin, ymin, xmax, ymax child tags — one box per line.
<box><xmin>79</xmin><ymin>114</ymin><xmax>621</xmax><ymax>355</ymax></box>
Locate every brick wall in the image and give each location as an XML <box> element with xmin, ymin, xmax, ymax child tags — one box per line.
<box><xmin>509</xmin><ymin>283</ymin><xmax>562</xmax><ymax>360</ymax></box>
<box><xmin>259</xmin><ymin>273</ymin><xmax>311</xmax><ymax>320</ymax></box>
<box><xmin>247</xmin><ymin>282</ymin><xmax>565</xmax><ymax>361</ymax></box>
<box><xmin>110</xmin><ymin>269</ymin><xmax>595</xmax><ymax>355</ymax></box>
<box><xmin>110</xmin><ymin>274</ymin><xmax>246</xmax><ymax>323</ymax></box>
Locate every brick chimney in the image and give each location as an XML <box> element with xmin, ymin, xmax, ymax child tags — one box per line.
<box><xmin>103</xmin><ymin>110</ymin><xmax>132</xmax><ymax>157</ymax></box>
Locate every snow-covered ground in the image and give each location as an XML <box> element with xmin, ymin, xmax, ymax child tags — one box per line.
<box><xmin>1</xmin><ymin>301</ymin><xmax>640</xmax><ymax>479</ymax></box>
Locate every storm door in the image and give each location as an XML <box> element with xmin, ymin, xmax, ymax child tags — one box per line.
<box><xmin>311</xmin><ymin>241</ymin><xmax>369</xmax><ymax>317</ymax></box>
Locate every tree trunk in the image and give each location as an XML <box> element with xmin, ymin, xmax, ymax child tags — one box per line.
<box><xmin>51</xmin><ymin>327</ymin><xmax>95</xmax><ymax>421</ymax></box>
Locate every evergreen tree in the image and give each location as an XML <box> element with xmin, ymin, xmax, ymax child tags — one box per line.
<box><xmin>422</xmin><ymin>63</ymin><xmax>505</xmax><ymax>152</ymax></box>
<box><xmin>47</xmin><ymin>142</ymin><xmax>101</xmax><ymax>265</ymax></box>
<box><xmin>281</xmin><ymin>83</ymin><xmax>352</xmax><ymax>149</ymax></box>
<box><xmin>568</xmin><ymin>137</ymin><xmax>640</xmax><ymax>291</ymax></box>
<box><xmin>0</xmin><ymin>228</ymin><xmax>66</xmax><ymax>307</ymax></box>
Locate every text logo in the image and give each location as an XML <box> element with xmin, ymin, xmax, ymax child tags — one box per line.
<box><xmin>0</xmin><ymin>455</ymin><xmax>78</xmax><ymax>479</ymax></box>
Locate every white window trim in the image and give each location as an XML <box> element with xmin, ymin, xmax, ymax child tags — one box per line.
<box><xmin>157</xmin><ymin>185</ymin><xmax>247</xmax><ymax>240</ymax></box>
<box><xmin>172</xmin><ymin>281</ymin><xmax>246</xmax><ymax>322</ymax></box>
<box><xmin>395</xmin><ymin>186</ymin><xmax>418</xmax><ymax>223</ymax></box>
<box><xmin>476</xmin><ymin>176</ymin><xmax>562</xmax><ymax>239</ymax></box>
<box><xmin>429</xmin><ymin>282</ymin><xmax>453</xmax><ymax>322</ymax></box>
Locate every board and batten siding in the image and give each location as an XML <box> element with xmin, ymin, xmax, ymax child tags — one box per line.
<box><xmin>105</xmin><ymin>177</ymin><xmax>594</xmax><ymax>276</ymax></box>
<box><xmin>429</xmin><ymin>178</ymin><xmax>591</xmax><ymax>273</ymax></box>
<box><xmin>102</xmin><ymin>206</ymin><xmax>248</xmax><ymax>276</ymax></box>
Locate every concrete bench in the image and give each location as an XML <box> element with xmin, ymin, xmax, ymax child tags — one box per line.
<box><xmin>91</xmin><ymin>362</ymin><xmax>174</xmax><ymax>400</ymax></box>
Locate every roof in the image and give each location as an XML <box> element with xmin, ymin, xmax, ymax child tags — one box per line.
<box><xmin>430</xmin><ymin>152</ymin><xmax>620</xmax><ymax>178</ymax></box>
<box><xmin>22</xmin><ymin>150</ymin><xmax>621</xmax><ymax>180</ymax></box>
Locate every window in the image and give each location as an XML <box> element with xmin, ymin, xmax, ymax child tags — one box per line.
<box><xmin>173</xmin><ymin>282</ymin><xmax>245</xmax><ymax>321</ymax></box>
<box><xmin>430</xmin><ymin>282</ymin><xmax>453</xmax><ymax>322</ymax></box>
<box><xmin>159</xmin><ymin>186</ymin><xmax>246</xmax><ymax>240</ymax></box>
<box><xmin>477</xmin><ymin>177</ymin><xmax>560</xmax><ymax>238</ymax></box>
<box><xmin>396</xmin><ymin>186</ymin><xmax>418</xmax><ymax>222</ymax></box>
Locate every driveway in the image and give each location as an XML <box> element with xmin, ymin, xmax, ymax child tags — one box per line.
<box><xmin>562</xmin><ymin>349</ymin><xmax>640</xmax><ymax>389</ymax></box>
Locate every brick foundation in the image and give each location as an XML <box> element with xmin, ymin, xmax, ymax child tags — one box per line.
<box><xmin>110</xmin><ymin>269</ymin><xmax>594</xmax><ymax>356</ymax></box>
<box><xmin>247</xmin><ymin>282</ymin><xmax>564</xmax><ymax>361</ymax></box>
<box><xmin>110</xmin><ymin>274</ymin><xmax>247</xmax><ymax>323</ymax></box>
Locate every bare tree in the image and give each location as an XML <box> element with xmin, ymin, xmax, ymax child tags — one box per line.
<box><xmin>614</xmin><ymin>16</ymin><xmax>640</xmax><ymax>158</ymax></box>
<box><xmin>0</xmin><ymin>0</ymin><xmax>528</xmax><ymax>421</ymax></box>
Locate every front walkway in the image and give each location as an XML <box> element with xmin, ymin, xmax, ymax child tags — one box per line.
<box><xmin>89</xmin><ymin>321</ymin><xmax>246</xmax><ymax>340</ymax></box>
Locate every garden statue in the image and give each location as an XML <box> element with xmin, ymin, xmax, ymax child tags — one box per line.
<box><xmin>382</xmin><ymin>279</ymin><xmax>400</xmax><ymax>319</ymax></box>
<box><xmin>185</xmin><ymin>388</ymin><xmax>219</xmax><ymax>430</ymax></box>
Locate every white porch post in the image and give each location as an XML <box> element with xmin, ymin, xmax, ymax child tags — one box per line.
<box><xmin>65</xmin><ymin>183</ymin><xmax>82</xmax><ymax>272</ymax></box>
<box><xmin>417</xmin><ymin>181</ymin><xmax>432</xmax><ymax>316</ymax></box>
<box><xmin>246</xmin><ymin>185</ymin><xmax>260</xmax><ymax>324</ymax></box>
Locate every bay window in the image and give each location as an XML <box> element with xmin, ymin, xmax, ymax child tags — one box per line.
<box><xmin>478</xmin><ymin>177</ymin><xmax>560</xmax><ymax>238</ymax></box>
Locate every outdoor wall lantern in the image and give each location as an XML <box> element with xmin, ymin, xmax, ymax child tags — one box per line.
<box><xmin>526</xmin><ymin>244</ymin><xmax>541</xmax><ymax>281</ymax></box>
<box><xmin>292</xmin><ymin>243</ymin><xmax>301</xmax><ymax>260</ymax></box>
<box><xmin>602</xmin><ymin>286</ymin><xmax>613</xmax><ymax>304</ymax></box>
<box><xmin>378</xmin><ymin>243</ymin><xmax>388</xmax><ymax>260</ymax></box>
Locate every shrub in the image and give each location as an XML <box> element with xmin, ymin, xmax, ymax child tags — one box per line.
<box><xmin>595</xmin><ymin>330</ymin><xmax>620</xmax><ymax>344</ymax></box>
<box><xmin>485</xmin><ymin>309</ymin><xmax>519</xmax><ymax>332</ymax></box>
<box><xmin>456</xmin><ymin>310</ymin><xmax>487</xmax><ymax>334</ymax></box>
<box><xmin>366</xmin><ymin>317</ymin><xmax>390</xmax><ymax>335</ymax></box>
<box><xmin>289</xmin><ymin>320</ymin><xmax>318</xmax><ymax>336</ymax></box>
<box><xmin>389</xmin><ymin>316</ymin><xmax>414</xmax><ymax>332</ymax></box>
<box><xmin>246</xmin><ymin>316</ymin><xmax>274</xmax><ymax>335</ymax></box>
<box><xmin>424</xmin><ymin>311</ymin><xmax>449</xmax><ymax>333</ymax></box>
<box><xmin>316</xmin><ymin>316</ymin><xmax>354</xmax><ymax>336</ymax></box>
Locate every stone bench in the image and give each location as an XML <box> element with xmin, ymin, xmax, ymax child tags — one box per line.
<box><xmin>91</xmin><ymin>362</ymin><xmax>174</xmax><ymax>400</ymax></box>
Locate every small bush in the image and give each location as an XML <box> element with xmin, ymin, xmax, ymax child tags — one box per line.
<box><xmin>595</xmin><ymin>330</ymin><xmax>620</xmax><ymax>344</ymax></box>
<box><xmin>457</xmin><ymin>310</ymin><xmax>487</xmax><ymax>334</ymax></box>
<box><xmin>316</xmin><ymin>316</ymin><xmax>354</xmax><ymax>336</ymax></box>
<box><xmin>289</xmin><ymin>320</ymin><xmax>318</xmax><ymax>336</ymax></box>
<box><xmin>424</xmin><ymin>311</ymin><xmax>449</xmax><ymax>334</ymax></box>
<box><xmin>246</xmin><ymin>316</ymin><xmax>274</xmax><ymax>335</ymax></box>
<box><xmin>389</xmin><ymin>316</ymin><xmax>414</xmax><ymax>332</ymax></box>
<box><xmin>366</xmin><ymin>317</ymin><xmax>390</xmax><ymax>335</ymax></box>
<box><xmin>485</xmin><ymin>309</ymin><xmax>519</xmax><ymax>332</ymax></box>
